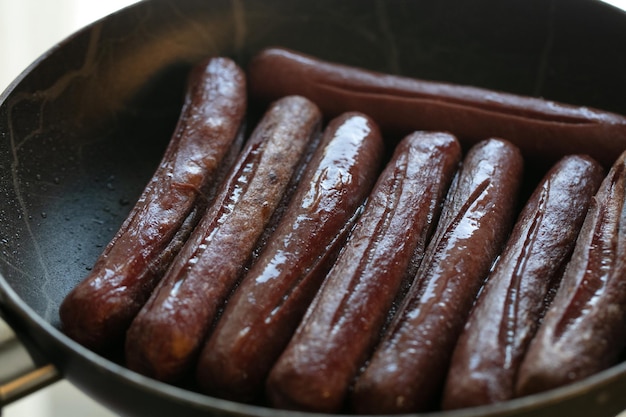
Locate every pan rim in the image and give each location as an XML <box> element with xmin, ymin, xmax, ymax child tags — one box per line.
<box><xmin>3</xmin><ymin>273</ymin><xmax>626</xmax><ymax>417</ymax></box>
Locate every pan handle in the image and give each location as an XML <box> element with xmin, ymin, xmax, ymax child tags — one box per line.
<box><xmin>0</xmin><ymin>317</ymin><xmax>60</xmax><ymax>413</ymax></box>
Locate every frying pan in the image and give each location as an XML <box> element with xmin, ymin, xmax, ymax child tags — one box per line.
<box><xmin>1</xmin><ymin>0</ymin><xmax>626</xmax><ymax>416</ymax></box>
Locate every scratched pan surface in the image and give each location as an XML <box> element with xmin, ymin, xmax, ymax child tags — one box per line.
<box><xmin>1</xmin><ymin>0</ymin><xmax>626</xmax><ymax>416</ymax></box>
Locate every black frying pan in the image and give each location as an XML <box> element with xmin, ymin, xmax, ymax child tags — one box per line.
<box><xmin>2</xmin><ymin>0</ymin><xmax>626</xmax><ymax>416</ymax></box>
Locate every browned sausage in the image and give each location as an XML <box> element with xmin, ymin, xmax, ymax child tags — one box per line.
<box><xmin>441</xmin><ymin>154</ymin><xmax>605</xmax><ymax>410</ymax></box>
<box><xmin>351</xmin><ymin>138</ymin><xmax>524</xmax><ymax>414</ymax></box>
<box><xmin>515</xmin><ymin>150</ymin><xmax>626</xmax><ymax>397</ymax></box>
<box><xmin>247</xmin><ymin>47</ymin><xmax>626</xmax><ymax>167</ymax></box>
<box><xmin>195</xmin><ymin>112</ymin><xmax>385</xmax><ymax>403</ymax></box>
<box><xmin>124</xmin><ymin>95</ymin><xmax>322</xmax><ymax>383</ymax></box>
<box><xmin>265</xmin><ymin>131</ymin><xmax>462</xmax><ymax>413</ymax></box>
<box><xmin>59</xmin><ymin>57</ymin><xmax>247</xmax><ymax>352</ymax></box>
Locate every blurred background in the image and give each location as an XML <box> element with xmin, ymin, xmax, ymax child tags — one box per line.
<box><xmin>1</xmin><ymin>0</ymin><xmax>626</xmax><ymax>415</ymax></box>
<box><xmin>0</xmin><ymin>0</ymin><xmax>140</xmax><ymax>95</ymax></box>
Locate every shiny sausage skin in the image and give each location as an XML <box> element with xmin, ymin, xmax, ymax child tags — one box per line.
<box><xmin>124</xmin><ymin>96</ymin><xmax>322</xmax><ymax>383</ymax></box>
<box><xmin>441</xmin><ymin>155</ymin><xmax>605</xmax><ymax>410</ymax></box>
<box><xmin>266</xmin><ymin>132</ymin><xmax>462</xmax><ymax>413</ymax></box>
<box><xmin>516</xmin><ymin>150</ymin><xmax>626</xmax><ymax>397</ymax></box>
<box><xmin>195</xmin><ymin>112</ymin><xmax>384</xmax><ymax>403</ymax></box>
<box><xmin>59</xmin><ymin>57</ymin><xmax>247</xmax><ymax>352</ymax></box>
<box><xmin>248</xmin><ymin>47</ymin><xmax>626</xmax><ymax>167</ymax></box>
<box><xmin>351</xmin><ymin>138</ymin><xmax>524</xmax><ymax>414</ymax></box>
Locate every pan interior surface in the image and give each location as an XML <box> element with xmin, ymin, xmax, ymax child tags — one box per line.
<box><xmin>1</xmin><ymin>0</ymin><xmax>626</xmax><ymax>416</ymax></box>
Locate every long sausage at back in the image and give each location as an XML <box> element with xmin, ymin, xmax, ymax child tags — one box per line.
<box><xmin>248</xmin><ymin>47</ymin><xmax>626</xmax><ymax>167</ymax></box>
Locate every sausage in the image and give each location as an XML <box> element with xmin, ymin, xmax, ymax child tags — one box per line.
<box><xmin>441</xmin><ymin>155</ymin><xmax>605</xmax><ymax>410</ymax></box>
<box><xmin>265</xmin><ymin>131</ymin><xmax>462</xmax><ymax>413</ymax></box>
<box><xmin>247</xmin><ymin>47</ymin><xmax>626</xmax><ymax>167</ymax></box>
<box><xmin>124</xmin><ymin>95</ymin><xmax>322</xmax><ymax>383</ymax></box>
<box><xmin>515</xmin><ymin>150</ymin><xmax>626</xmax><ymax>397</ymax></box>
<box><xmin>59</xmin><ymin>57</ymin><xmax>247</xmax><ymax>352</ymax></box>
<box><xmin>351</xmin><ymin>138</ymin><xmax>524</xmax><ymax>414</ymax></box>
<box><xmin>195</xmin><ymin>112</ymin><xmax>385</xmax><ymax>403</ymax></box>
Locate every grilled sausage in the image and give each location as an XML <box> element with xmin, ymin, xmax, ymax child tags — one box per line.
<box><xmin>124</xmin><ymin>95</ymin><xmax>322</xmax><ymax>383</ymax></box>
<box><xmin>247</xmin><ymin>47</ymin><xmax>626</xmax><ymax>167</ymax></box>
<box><xmin>266</xmin><ymin>131</ymin><xmax>462</xmax><ymax>413</ymax></box>
<box><xmin>195</xmin><ymin>112</ymin><xmax>384</xmax><ymax>402</ymax></box>
<box><xmin>441</xmin><ymin>154</ymin><xmax>604</xmax><ymax>410</ymax></box>
<box><xmin>59</xmin><ymin>57</ymin><xmax>247</xmax><ymax>352</ymax></box>
<box><xmin>351</xmin><ymin>138</ymin><xmax>524</xmax><ymax>414</ymax></box>
<box><xmin>515</xmin><ymin>150</ymin><xmax>626</xmax><ymax>397</ymax></box>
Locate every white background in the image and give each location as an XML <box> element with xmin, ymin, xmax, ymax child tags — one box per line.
<box><xmin>1</xmin><ymin>0</ymin><xmax>626</xmax><ymax>416</ymax></box>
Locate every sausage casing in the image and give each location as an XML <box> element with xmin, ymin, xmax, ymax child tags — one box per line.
<box><xmin>248</xmin><ymin>47</ymin><xmax>626</xmax><ymax>167</ymax></box>
<box><xmin>441</xmin><ymin>154</ymin><xmax>604</xmax><ymax>409</ymax></box>
<box><xmin>265</xmin><ymin>131</ymin><xmax>462</xmax><ymax>413</ymax></box>
<box><xmin>59</xmin><ymin>57</ymin><xmax>246</xmax><ymax>351</ymax></box>
<box><xmin>515</xmin><ymin>150</ymin><xmax>626</xmax><ymax>397</ymax></box>
<box><xmin>351</xmin><ymin>138</ymin><xmax>524</xmax><ymax>414</ymax></box>
<box><xmin>124</xmin><ymin>95</ymin><xmax>322</xmax><ymax>382</ymax></box>
<box><xmin>195</xmin><ymin>112</ymin><xmax>384</xmax><ymax>402</ymax></box>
